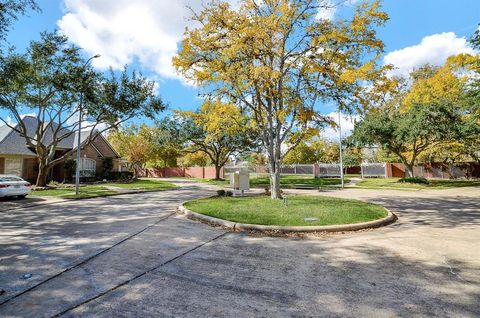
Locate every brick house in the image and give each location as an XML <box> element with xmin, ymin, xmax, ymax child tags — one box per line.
<box><xmin>0</xmin><ymin>116</ymin><xmax>126</xmax><ymax>183</ymax></box>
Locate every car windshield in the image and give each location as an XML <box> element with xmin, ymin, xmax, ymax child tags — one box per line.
<box><xmin>0</xmin><ymin>177</ymin><xmax>23</xmax><ymax>182</ymax></box>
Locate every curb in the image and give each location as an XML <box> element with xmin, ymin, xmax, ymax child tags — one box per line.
<box><xmin>177</xmin><ymin>204</ymin><xmax>397</xmax><ymax>233</ymax></box>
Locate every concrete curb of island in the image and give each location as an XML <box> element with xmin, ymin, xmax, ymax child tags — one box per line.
<box><xmin>177</xmin><ymin>204</ymin><xmax>397</xmax><ymax>233</ymax></box>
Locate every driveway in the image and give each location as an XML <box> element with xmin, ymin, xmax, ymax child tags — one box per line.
<box><xmin>0</xmin><ymin>182</ymin><xmax>479</xmax><ymax>317</ymax></box>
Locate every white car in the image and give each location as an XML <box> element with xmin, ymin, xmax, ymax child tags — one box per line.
<box><xmin>0</xmin><ymin>175</ymin><xmax>32</xmax><ymax>199</ymax></box>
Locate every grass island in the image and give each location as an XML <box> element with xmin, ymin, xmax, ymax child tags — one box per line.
<box><xmin>184</xmin><ymin>195</ymin><xmax>388</xmax><ymax>227</ymax></box>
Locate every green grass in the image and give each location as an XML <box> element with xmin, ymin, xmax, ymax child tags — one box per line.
<box><xmin>29</xmin><ymin>186</ymin><xmax>116</xmax><ymax>199</ymax></box>
<box><xmin>193</xmin><ymin>174</ymin><xmax>347</xmax><ymax>188</ymax></box>
<box><xmin>103</xmin><ymin>179</ymin><xmax>177</xmax><ymax>190</ymax></box>
<box><xmin>29</xmin><ymin>179</ymin><xmax>177</xmax><ymax>199</ymax></box>
<box><xmin>249</xmin><ymin>174</ymin><xmax>348</xmax><ymax>188</ymax></box>
<box><xmin>357</xmin><ymin>178</ymin><xmax>480</xmax><ymax>189</ymax></box>
<box><xmin>185</xmin><ymin>195</ymin><xmax>387</xmax><ymax>226</ymax></box>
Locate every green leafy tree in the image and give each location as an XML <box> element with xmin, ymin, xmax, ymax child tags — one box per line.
<box><xmin>0</xmin><ymin>0</ymin><xmax>39</xmax><ymax>46</ymax></box>
<box><xmin>177</xmin><ymin>152</ymin><xmax>211</xmax><ymax>167</ymax></box>
<box><xmin>405</xmin><ymin>54</ymin><xmax>480</xmax><ymax>166</ymax></box>
<box><xmin>352</xmin><ymin>102</ymin><xmax>460</xmax><ymax>177</ymax></box>
<box><xmin>150</xmin><ymin>117</ymin><xmax>183</xmax><ymax>168</ymax></box>
<box><xmin>247</xmin><ymin>152</ymin><xmax>268</xmax><ymax>166</ymax></box>
<box><xmin>460</xmin><ymin>28</ymin><xmax>480</xmax><ymax>162</ymax></box>
<box><xmin>343</xmin><ymin>147</ymin><xmax>363</xmax><ymax>168</ymax></box>
<box><xmin>0</xmin><ymin>32</ymin><xmax>165</xmax><ymax>186</ymax></box>
<box><xmin>283</xmin><ymin>137</ymin><xmax>340</xmax><ymax>164</ymax></box>
<box><xmin>177</xmin><ymin>99</ymin><xmax>256</xmax><ymax>179</ymax></box>
<box><xmin>108</xmin><ymin>125</ymin><xmax>152</xmax><ymax>172</ymax></box>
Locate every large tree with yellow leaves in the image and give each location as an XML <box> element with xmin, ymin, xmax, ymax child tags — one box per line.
<box><xmin>174</xmin><ymin>0</ymin><xmax>389</xmax><ymax>198</ymax></box>
<box><xmin>177</xmin><ymin>99</ymin><xmax>256</xmax><ymax>179</ymax></box>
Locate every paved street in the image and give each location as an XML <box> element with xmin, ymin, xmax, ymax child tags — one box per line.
<box><xmin>0</xmin><ymin>182</ymin><xmax>479</xmax><ymax>317</ymax></box>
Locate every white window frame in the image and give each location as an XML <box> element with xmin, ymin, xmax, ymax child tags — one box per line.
<box><xmin>76</xmin><ymin>158</ymin><xmax>96</xmax><ymax>177</ymax></box>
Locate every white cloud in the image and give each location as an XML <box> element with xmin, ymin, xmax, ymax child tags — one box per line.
<box><xmin>316</xmin><ymin>0</ymin><xmax>359</xmax><ymax>21</ymax></box>
<box><xmin>20</xmin><ymin>113</ymin><xmax>37</xmax><ymax>119</ymax></box>
<box><xmin>383</xmin><ymin>32</ymin><xmax>476</xmax><ymax>77</ymax></box>
<box><xmin>322</xmin><ymin>112</ymin><xmax>357</xmax><ymax>141</ymax></box>
<box><xmin>57</xmin><ymin>0</ymin><xmax>240</xmax><ymax>81</ymax></box>
<box><xmin>5</xmin><ymin>116</ymin><xmax>14</xmax><ymax>126</ymax></box>
<box><xmin>1</xmin><ymin>113</ymin><xmax>36</xmax><ymax>127</ymax></box>
<box><xmin>58</xmin><ymin>0</ymin><xmax>195</xmax><ymax>79</ymax></box>
<box><xmin>316</xmin><ymin>0</ymin><xmax>336</xmax><ymax>21</ymax></box>
<box><xmin>65</xmin><ymin>112</ymin><xmax>108</xmax><ymax>134</ymax></box>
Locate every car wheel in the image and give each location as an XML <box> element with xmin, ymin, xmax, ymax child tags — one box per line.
<box><xmin>17</xmin><ymin>195</ymin><xmax>27</xmax><ymax>199</ymax></box>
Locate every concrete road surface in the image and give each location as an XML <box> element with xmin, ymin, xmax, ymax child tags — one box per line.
<box><xmin>0</xmin><ymin>181</ymin><xmax>479</xmax><ymax>317</ymax></box>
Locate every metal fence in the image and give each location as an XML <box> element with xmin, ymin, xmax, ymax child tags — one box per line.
<box><xmin>224</xmin><ymin>162</ymin><xmax>480</xmax><ymax>179</ymax></box>
<box><xmin>224</xmin><ymin>164</ymin><xmax>315</xmax><ymax>176</ymax></box>
<box><xmin>281</xmin><ymin>164</ymin><xmax>315</xmax><ymax>175</ymax></box>
<box><xmin>317</xmin><ymin>164</ymin><xmax>342</xmax><ymax>177</ymax></box>
<box><xmin>361</xmin><ymin>163</ymin><xmax>387</xmax><ymax>178</ymax></box>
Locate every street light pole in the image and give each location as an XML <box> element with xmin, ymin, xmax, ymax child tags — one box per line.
<box><xmin>338</xmin><ymin>109</ymin><xmax>344</xmax><ymax>188</ymax></box>
<box><xmin>75</xmin><ymin>54</ymin><xmax>100</xmax><ymax>196</ymax></box>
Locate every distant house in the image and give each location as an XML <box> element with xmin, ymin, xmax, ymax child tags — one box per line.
<box><xmin>0</xmin><ymin>116</ymin><xmax>125</xmax><ymax>183</ymax></box>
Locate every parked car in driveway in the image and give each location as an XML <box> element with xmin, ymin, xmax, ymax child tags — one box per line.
<box><xmin>0</xmin><ymin>175</ymin><xmax>31</xmax><ymax>199</ymax></box>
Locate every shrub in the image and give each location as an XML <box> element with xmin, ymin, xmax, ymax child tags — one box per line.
<box><xmin>102</xmin><ymin>157</ymin><xmax>114</xmax><ymax>177</ymax></box>
<box><xmin>48</xmin><ymin>180</ymin><xmax>61</xmax><ymax>187</ymax></box>
<box><xmin>63</xmin><ymin>159</ymin><xmax>76</xmax><ymax>182</ymax></box>
<box><xmin>107</xmin><ymin>171</ymin><xmax>134</xmax><ymax>181</ymax></box>
<box><xmin>217</xmin><ymin>189</ymin><xmax>226</xmax><ymax>196</ymax></box>
<box><xmin>398</xmin><ymin>176</ymin><xmax>429</xmax><ymax>184</ymax></box>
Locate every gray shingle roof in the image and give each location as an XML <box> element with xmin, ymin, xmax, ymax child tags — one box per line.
<box><xmin>0</xmin><ymin>116</ymin><xmax>93</xmax><ymax>156</ymax></box>
<box><xmin>0</xmin><ymin>125</ymin><xmax>11</xmax><ymax>142</ymax></box>
<box><xmin>0</xmin><ymin>124</ymin><xmax>36</xmax><ymax>156</ymax></box>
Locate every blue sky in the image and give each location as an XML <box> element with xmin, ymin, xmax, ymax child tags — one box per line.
<box><xmin>1</xmin><ymin>0</ymin><xmax>479</xmax><ymax>136</ymax></box>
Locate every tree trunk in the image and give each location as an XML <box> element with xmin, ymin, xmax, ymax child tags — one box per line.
<box><xmin>215</xmin><ymin>165</ymin><xmax>222</xmax><ymax>180</ymax></box>
<box><xmin>270</xmin><ymin>170</ymin><xmax>281</xmax><ymax>199</ymax></box>
<box><xmin>36</xmin><ymin>163</ymin><xmax>50</xmax><ymax>187</ymax></box>
<box><xmin>405</xmin><ymin>163</ymin><xmax>414</xmax><ymax>177</ymax></box>
<box><xmin>269</xmin><ymin>160</ymin><xmax>282</xmax><ymax>199</ymax></box>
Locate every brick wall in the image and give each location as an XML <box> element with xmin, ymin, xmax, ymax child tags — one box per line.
<box><xmin>22</xmin><ymin>158</ymin><xmax>38</xmax><ymax>182</ymax></box>
<box><xmin>91</xmin><ymin>136</ymin><xmax>118</xmax><ymax>158</ymax></box>
<box><xmin>136</xmin><ymin>166</ymin><xmax>224</xmax><ymax>179</ymax></box>
<box><xmin>385</xmin><ymin>163</ymin><xmax>406</xmax><ymax>178</ymax></box>
<box><xmin>65</xmin><ymin>135</ymin><xmax>119</xmax><ymax>177</ymax></box>
<box><xmin>80</xmin><ymin>144</ymin><xmax>104</xmax><ymax>173</ymax></box>
<box><xmin>185</xmin><ymin>167</ymin><xmax>204</xmax><ymax>178</ymax></box>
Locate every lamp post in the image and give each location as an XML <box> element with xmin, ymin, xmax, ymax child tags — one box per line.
<box><xmin>75</xmin><ymin>54</ymin><xmax>100</xmax><ymax>196</ymax></box>
<box><xmin>338</xmin><ymin>109</ymin><xmax>344</xmax><ymax>188</ymax></box>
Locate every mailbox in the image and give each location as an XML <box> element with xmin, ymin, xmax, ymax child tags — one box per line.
<box><xmin>230</xmin><ymin>168</ymin><xmax>250</xmax><ymax>193</ymax></box>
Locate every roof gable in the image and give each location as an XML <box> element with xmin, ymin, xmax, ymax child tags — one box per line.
<box><xmin>0</xmin><ymin>116</ymin><xmax>118</xmax><ymax>158</ymax></box>
<box><xmin>0</xmin><ymin>125</ymin><xmax>36</xmax><ymax>156</ymax></box>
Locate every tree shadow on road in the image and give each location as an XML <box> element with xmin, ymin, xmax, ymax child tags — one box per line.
<box><xmin>369</xmin><ymin>196</ymin><xmax>480</xmax><ymax>228</ymax></box>
<box><xmin>62</xmin><ymin>233</ymin><xmax>480</xmax><ymax>317</ymax></box>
